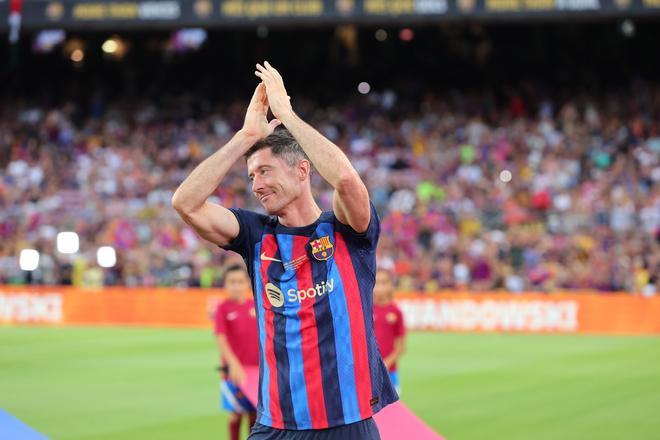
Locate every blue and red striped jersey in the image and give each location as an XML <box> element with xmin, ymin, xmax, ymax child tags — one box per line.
<box><xmin>220</xmin><ymin>203</ymin><xmax>398</xmax><ymax>430</ymax></box>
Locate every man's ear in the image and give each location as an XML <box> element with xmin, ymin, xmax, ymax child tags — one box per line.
<box><xmin>298</xmin><ymin>159</ymin><xmax>311</xmax><ymax>181</ymax></box>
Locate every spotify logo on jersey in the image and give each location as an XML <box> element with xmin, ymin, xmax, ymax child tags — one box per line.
<box><xmin>265</xmin><ymin>283</ymin><xmax>284</xmax><ymax>307</ymax></box>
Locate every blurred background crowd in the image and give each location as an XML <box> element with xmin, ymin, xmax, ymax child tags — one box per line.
<box><xmin>1</xmin><ymin>23</ymin><xmax>658</xmax><ymax>293</ymax></box>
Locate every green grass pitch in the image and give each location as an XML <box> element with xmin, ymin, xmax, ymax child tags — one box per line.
<box><xmin>1</xmin><ymin>327</ymin><xmax>660</xmax><ymax>439</ymax></box>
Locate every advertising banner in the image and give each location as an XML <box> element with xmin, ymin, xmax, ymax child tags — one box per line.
<box><xmin>2</xmin><ymin>286</ymin><xmax>659</xmax><ymax>334</ymax></box>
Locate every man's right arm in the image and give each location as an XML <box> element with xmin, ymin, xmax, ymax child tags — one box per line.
<box><xmin>171</xmin><ymin>82</ymin><xmax>280</xmax><ymax>247</ymax></box>
<box><xmin>171</xmin><ymin>130</ymin><xmax>257</xmax><ymax>247</ymax></box>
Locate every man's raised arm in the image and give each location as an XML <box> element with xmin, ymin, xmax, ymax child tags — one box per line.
<box><xmin>255</xmin><ymin>62</ymin><xmax>371</xmax><ymax>233</ymax></box>
<box><xmin>171</xmin><ymin>83</ymin><xmax>280</xmax><ymax>246</ymax></box>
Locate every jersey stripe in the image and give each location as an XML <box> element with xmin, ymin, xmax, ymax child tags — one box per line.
<box><xmin>253</xmin><ymin>242</ymin><xmax>272</xmax><ymax>427</ymax></box>
<box><xmin>276</xmin><ymin>234</ymin><xmax>312</xmax><ymax>428</ymax></box>
<box><xmin>315</xmin><ymin>224</ymin><xmax>361</xmax><ymax>424</ymax></box>
<box><xmin>293</xmin><ymin>235</ymin><xmax>329</xmax><ymax>429</ymax></box>
<box><xmin>308</xmin><ymin>234</ymin><xmax>345</xmax><ymax>425</ymax></box>
<box><xmin>272</xmin><ymin>294</ymin><xmax>297</xmax><ymax>429</ymax></box>
<box><xmin>350</xmin><ymin>248</ymin><xmax>383</xmax><ymax>412</ymax></box>
<box><xmin>259</xmin><ymin>234</ymin><xmax>284</xmax><ymax>428</ymax></box>
<box><xmin>268</xmin><ymin>233</ymin><xmax>297</xmax><ymax>429</ymax></box>
<box><xmin>334</xmin><ymin>231</ymin><xmax>374</xmax><ymax>420</ymax></box>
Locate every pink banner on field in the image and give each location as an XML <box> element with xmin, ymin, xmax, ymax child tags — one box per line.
<box><xmin>240</xmin><ymin>366</ymin><xmax>444</xmax><ymax>439</ymax></box>
<box><xmin>374</xmin><ymin>400</ymin><xmax>444</xmax><ymax>440</ymax></box>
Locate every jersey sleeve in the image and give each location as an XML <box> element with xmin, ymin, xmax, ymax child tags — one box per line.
<box><xmin>334</xmin><ymin>201</ymin><xmax>381</xmax><ymax>250</ymax></box>
<box><xmin>219</xmin><ymin>208</ymin><xmax>270</xmax><ymax>260</ymax></box>
<box><xmin>214</xmin><ymin>302</ymin><xmax>226</xmax><ymax>335</ymax></box>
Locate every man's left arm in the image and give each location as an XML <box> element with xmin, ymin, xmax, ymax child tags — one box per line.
<box><xmin>255</xmin><ymin>62</ymin><xmax>370</xmax><ymax>232</ymax></box>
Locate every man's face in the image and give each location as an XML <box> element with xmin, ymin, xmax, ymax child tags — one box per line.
<box><xmin>247</xmin><ymin>148</ymin><xmax>303</xmax><ymax>215</ymax></box>
<box><xmin>374</xmin><ymin>270</ymin><xmax>394</xmax><ymax>304</ymax></box>
<box><xmin>225</xmin><ymin>270</ymin><xmax>250</xmax><ymax>300</ymax></box>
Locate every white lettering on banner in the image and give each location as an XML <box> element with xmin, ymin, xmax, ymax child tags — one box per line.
<box><xmin>0</xmin><ymin>293</ymin><xmax>63</xmax><ymax>324</ymax></box>
<box><xmin>138</xmin><ymin>2</ymin><xmax>181</xmax><ymax>19</ymax></box>
<box><xmin>415</xmin><ymin>0</ymin><xmax>448</xmax><ymax>13</ymax></box>
<box><xmin>555</xmin><ymin>0</ymin><xmax>599</xmax><ymax>9</ymax></box>
<box><xmin>398</xmin><ymin>299</ymin><xmax>579</xmax><ymax>332</ymax></box>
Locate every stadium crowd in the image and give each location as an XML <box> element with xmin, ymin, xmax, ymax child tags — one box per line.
<box><xmin>1</xmin><ymin>83</ymin><xmax>658</xmax><ymax>294</ymax></box>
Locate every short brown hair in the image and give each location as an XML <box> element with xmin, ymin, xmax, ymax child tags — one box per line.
<box><xmin>244</xmin><ymin>128</ymin><xmax>311</xmax><ymax>168</ymax></box>
<box><xmin>224</xmin><ymin>264</ymin><xmax>247</xmax><ymax>278</ymax></box>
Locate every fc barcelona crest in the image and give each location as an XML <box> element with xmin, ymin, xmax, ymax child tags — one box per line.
<box><xmin>310</xmin><ymin>236</ymin><xmax>334</xmax><ymax>261</ymax></box>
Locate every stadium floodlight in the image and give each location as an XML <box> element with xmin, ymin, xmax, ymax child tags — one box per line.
<box><xmin>57</xmin><ymin>231</ymin><xmax>80</xmax><ymax>254</ymax></box>
<box><xmin>64</xmin><ymin>38</ymin><xmax>85</xmax><ymax>63</ymax></box>
<box><xmin>70</xmin><ymin>49</ymin><xmax>84</xmax><ymax>62</ymax></box>
<box><xmin>102</xmin><ymin>36</ymin><xmax>128</xmax><ymax>58</ymax></box>
<box><xmin>399</xmin><ymin>28</ymin><xmax>414</xmax><ymax>42</ymax></box>
<box><xmin>358</xmin><ymin>82</ymin><xmax>371</xmax><ymax>95</ymax></box>
<box><xmin>33</xmin><ymin>29</ymin><xmax>66</xmax><ymax>53</ymax></box>
<box><xmin>621</xmin><ymin>19</ymin><xmax>635</xmax><ymax>38</ymax></box>
<box><xmin>97</xmin><ymin>246</ymin><xmax>117</xmax><ymax>268</ymax></box>
<box><xmin>102</xmin><ymin>38</ymin><xmax>119</xmax><ymax>54</ymax></box>
<box><xmin>19</xmin><ymin>249</ymin><xmax>40</xmax><ymax>271</ymax></box>
<box><xmin>171</xmin><ymin>29</ymin><xmax>207</xmax><ymax>51</ymax></box>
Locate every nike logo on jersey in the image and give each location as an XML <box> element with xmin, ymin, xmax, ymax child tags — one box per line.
<box><xmin>260</xmin><ymin>252</ymin><xmax>282</xmax><ymax>263</ymax></box>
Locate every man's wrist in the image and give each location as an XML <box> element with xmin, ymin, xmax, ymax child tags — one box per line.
<box><xmin>235</xmin><ymin>129</ymin><xmax>262</xmax><ymax>146</ymax></box>
<box><xmin>274</xmin><ymin>108</ymin><xmax>296</xmax><ymax>126</ymax></box>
